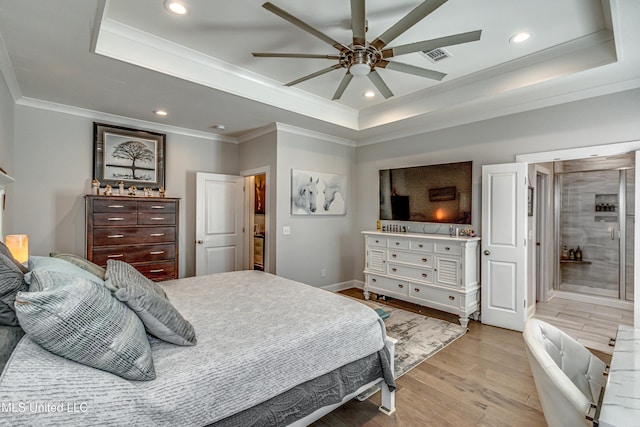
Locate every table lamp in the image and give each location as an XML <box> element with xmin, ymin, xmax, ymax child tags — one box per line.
<box><xmin>5</xmin><ymin>234</ymin><xmax>28</xmax><ymax>265</ymax></box>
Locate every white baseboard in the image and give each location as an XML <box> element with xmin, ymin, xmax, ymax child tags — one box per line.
<box><xmin>321</xmin><ymin>280</ymin><xmax>364</xmax><ymax>292</ymax></box>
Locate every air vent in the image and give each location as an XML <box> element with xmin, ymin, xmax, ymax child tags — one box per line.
<box><xmin>420</xmin><ymin>47</ymin><xmax>452</xmax><ymax>63</ymax></box>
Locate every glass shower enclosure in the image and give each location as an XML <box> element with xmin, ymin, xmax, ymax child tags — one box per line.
<box><xmin>555</xmin><ymin>155</ymin><xmax>635</xmax><ymax>302</ymax></box>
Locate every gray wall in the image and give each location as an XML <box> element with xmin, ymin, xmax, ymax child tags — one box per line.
<box><xmin>276</xmin><ymin>129</ymin><xmax>356</xmax><ymax>287</ymax></box>
<box><xmin>12</xmin><ymin>105</ymin><xmax>239</xmax><ymax>278</ymax></box>
<box><xmin>0</xmin><ymin>72</ymin><xmax>15</xmax><ymax>235</ymax></box>
<box><xmin>238</xmin><ymin>129</ymin><xmax>278</xmax><ymax>273</ymax></box>
<box><xmin>353</xmin><ymin>89</ymin><xmax>640</xmax><ymax>282</ymax></box>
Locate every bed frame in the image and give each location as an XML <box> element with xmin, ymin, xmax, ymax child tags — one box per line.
<box><xmin>290</xmin><ymin>336</ymin><xmax>397</xmax><ymax>426</ymax></box>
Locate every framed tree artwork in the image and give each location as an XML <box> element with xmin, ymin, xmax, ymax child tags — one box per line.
<box><xmin>93</xmin><ymin>122</ymin><xmax>166</xmax><ymax>189</ymax></box>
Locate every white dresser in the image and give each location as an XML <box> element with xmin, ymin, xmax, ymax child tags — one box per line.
<box><xmin>362</xmin><ymin>231</ymin><xmax>481</xmax><ymax>327</ymax></box>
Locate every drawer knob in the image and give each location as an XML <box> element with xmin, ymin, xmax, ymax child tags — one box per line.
<box><xmin>449</xmin><ymin>296</ymin><xmax>455</xmax><ymax>300</ymax></box>
<box><xmin>107</xmin><ymin>217</ymin><xmax>124</xmax><ymax>221</ymax></box>
<box><xmin>151</xmin><ymin>206</ymin><xmax>166</xmax><ymax>209</ymax></box>
<box><xmin>108</xmin><ymin>234</ymin><xmax>124</xmax><ymax>238</ymax></box>
<box><xmin>395</xmin><ymin>242</ymin><xmax>400</xmax><ymax>246</ymax></box>
<box><xmin>149</xmin><ymin>269</ymin><xmax>165</xmax><ymax>273</ymax></box>
<box><xmin>418</xmin><ymin>244</ymin><xmax>423</xmax><ymax>248</ymax></box>
<box><xmin>150</xmin><ymin>251</ymin><xmax>165</xmax><ymax>255</ymax></box>
<box><xmin>375</xmin><ymin>240</ymin><xmax>379</xmax><ymax>243</ymax></box>
<box><xmin>398</xmin><ymin>284</ymin><xmax>404</xmax><ymax>289</ymax></box>
<box><xmin>108</xmin><ymin>205</ymin><xmax>125</xmax><ymax>208</ymax></box>
<box><xmin>414</xmin><ymin>288</ymin><xmax>420</xmax><ymax>292</ymax></box>
<box><xmin>372</xmin><ymin>278</ymin><xmax>377</xmax><ymax>283</ymax></box>
<box><xmin>107</xmin><ymin>254</ymin><xmax>124</xmax><ymax>258</ymax></box>
<box><xmin>422</xmin><ymin>273</ymin><xmax>428</xmax><ymax>278</ymax></box>
<box><xmin>421</xmin><ymin>258</ymin><xmax>427</xmax><ymax>262</ymax></box>
<box><xmin>391</xmin><ymin>253</ymin><xmax>397</xmax><ymax>258</ymax></box>
<box><xmin>391</xmin><ymin>268</ymin><xmax>397</xmax><ymax>272</ymax></box>
<box><xmin>445</xmin><ymin>246</ymin><xmax>451</xmax><ymax>251</ymax></box>
<box><xmin>150</xmin><ymin>233</ymin><xmax>165</xmax><ymax>237</ymax></box>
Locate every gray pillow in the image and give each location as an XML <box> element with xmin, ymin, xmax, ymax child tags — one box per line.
<box><xmin>15</xmin><ymin>270</ymin><xmax>155</xmax><ymax>381</ymax></box>
<box><xmin>50</xmin><ymin>252</ymin><xmax>106</xmax><ymax>280</ymax></box>
<box><xmin>105</xmin><ymin>260</ymin><xmax>196</xmax><ymax>346</ymax></box>
<box><xmin>0</xmin><ymin>253</ymin><xmax>28</xmax><ymax>326</ymax></box>
<box><xmin>26</xmin><ymin>256</ymin><xmax>104</xmax><ymax>287</ymax></box>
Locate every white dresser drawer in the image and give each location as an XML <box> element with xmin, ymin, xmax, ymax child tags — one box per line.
<box><xmin>435</xmin><ymin>242</ymin><xmax>462</xmax><ymax>256</ymax></box>
<box><xmin>367</xmin><ymin>274</ymin><xmax>409</xmax><ymax>296</ymax></box>
<box><xmin>387</xmin><ymin>238</ymin><xmax>409</xmax><ymax>250</ymax></box>
<box><xmin>409</xmin><ymin>239</ymin><xmax>433</xmax><ymax>252</ymax></box>
<box><xmin>409</xmin><ymin>283</ymin><xmax>461</xmax><ymax>310</ymax></box>
<box><xmin>387</xmin><ymin>250</ymin><xmax>434</xmax><ymax>267</ymax></box>
<box><xmin>388</xmin><ymin>263</ymin><xmax>433</xmax><ymax>283</ymax></box>
<box><xmin>366</xmin><ymin>236</ymin><xmax>387</xmax><ymax>247</ymax></box>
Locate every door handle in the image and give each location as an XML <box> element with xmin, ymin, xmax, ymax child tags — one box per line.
<box><xmin>197</xmin><ymin>240</ymin><xmax>204</xmax><ymax>244</ymax></box>
<box><xmin>484</xmin><ymin>250</ymin><xmax>490</xmax><ymax>255</ymax></box>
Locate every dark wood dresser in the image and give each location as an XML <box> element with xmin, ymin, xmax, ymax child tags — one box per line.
<box><xmin>85</xmin><ymin>195</ymin><xmax>179</xmax><ymax>281</ymax></box>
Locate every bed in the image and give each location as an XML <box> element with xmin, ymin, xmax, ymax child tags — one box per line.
<box><xmin>0</xmin><ymin>264</ymin><xmax>396</xmax><ymax>426</ymax></box>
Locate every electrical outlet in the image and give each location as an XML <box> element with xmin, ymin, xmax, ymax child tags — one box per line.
<box><xmin>283</xmin><ymin>226</ymin><xmax>291</xmax><ymax>235</ymax></box>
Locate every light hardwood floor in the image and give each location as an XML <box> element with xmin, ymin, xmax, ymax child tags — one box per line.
<box><xmin>314</xmin><ymin>289</ymin><xmax>617</xmax><ymax>426</ymax></box>
<box><xmin>533</xmin><ymin>296</ymin><xmax>633</xmax><ymax>354</ymax></box>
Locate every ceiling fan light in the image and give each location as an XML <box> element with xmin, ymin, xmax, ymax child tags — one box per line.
<box><xmin>350</xmin><ymin>63</ymin><xmax>370</xmax><ymax>76</ymax></box>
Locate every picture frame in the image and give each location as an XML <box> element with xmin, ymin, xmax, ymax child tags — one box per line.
<box><xmin>93</xmin><ymin>122</ymin><xmax>166</xmax><ymax>189</ymax></box>
<box><xmin>291</xmin><ymin>169</ymin><xmax>347</xmax><ymax>215</ymax></box>
<box><xmin>528</xmin><ymin>186</ymin><xmax>534</xmax><ymax>216</ymax></box>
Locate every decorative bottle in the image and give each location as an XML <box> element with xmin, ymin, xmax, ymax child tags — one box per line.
<box><xmin>575</xmin><ymin>246</ymin><xmax>583</xmax><ymax>262</ymax></box>
<box><xmin>569</xmin><ymin>248</ymin><xmax>575</xmax><ymax>260</ymax></box>
<box><xmin>561</xmin><ymin>245</ymin><xmax>569</xmax><ymax>260</ymax></box>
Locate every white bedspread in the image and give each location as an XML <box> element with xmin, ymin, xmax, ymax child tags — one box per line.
<box><xmin>0</xmin><ymin>271</ymin><xmax>387</xmax><ymax>426</ymax></box>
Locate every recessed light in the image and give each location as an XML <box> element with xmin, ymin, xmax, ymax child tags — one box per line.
<box><xmin>510</xmin><ymin>32</ymin><xmax>531</xmax><ymax>44</ymax></box>
<box><xmin>153</xmin><ymin>109</ymin><xmax>168</xmax><ymax>116</ymax></box>
<box><xmin>363</xmin><ymin>90</ymin><xmax>376</xmax><ymax>98</ymax></box>
<box><xmin>164</xmin><ymin>0</ymin><xmax>188</xmax><ymax>15</ymax></box>
<box><xmin>211</xmin><ymin>124</ymin><xmax>225</xmax><ymax>131</ymax></box>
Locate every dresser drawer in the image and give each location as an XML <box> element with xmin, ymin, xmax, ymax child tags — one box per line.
<box><xmin>409</xmin><ymin>239</ymin><xmax>433</xmax><ymax>252</ymax></box>
<box><xmin>366</xmin><ymin>236</ymin><xmax>387</xmax><ymax>247</ymax></box>
<box><xmin>138</xmin><ymin>212</ymin><xmax>176</xmax><ymax>225</ymax></box>
<box><xmin>387</xmin><ymin>250</ymin><xmax>434</xmax><ymax>267</ymax></box>
<box><xmin>409</xmin><ymin>283</ymin><xmax>461</xmax><ymax>310</ymax></box>
<box><xmin>435</xmin><ymin>242</ymin><xmax>462</xmax><ymax>256</ymax></box>
<box><xmin>387</xmin><ymin>263</ymin><xmax>433</xmax><ymax>283</ymax></box>
<box><xmin>137</xmin><ymin>200</ymin><xmax>176</xmax><ymax>213</ymax></box>
<box><xmin>133</xmin><ymin>262</ymin><xmax>176</xmax><ymax>282</ymax></box>
<box><xmin>387</xmin><ymin>238</ymin><xmax>409</xmax><ymax>250</ymax></box>
<box><xmin>93</xmin><ymin>226</ymin><xmax>176</xmax><ymax>246</ymax></box>
<box><xmin>92</xmin><ymin>244</ymin><xmax>175</xmax><ymax>265</ymax></box>
<box><xmin>367</xmin><ymin>274</ymin><xmax>409</xmax><ymax>296</ymax></box>
<box><xmin>93</xmin><ymin>212</ymin><xmax>138</xmax><ymax>226</ymax></box>
<box><xmin>93</xmin><ymin>199</ymin><xmax>138</xmax><ymax>213</ymax></box>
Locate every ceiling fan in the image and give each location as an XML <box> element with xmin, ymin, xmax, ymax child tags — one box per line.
<box><xmin>252</xmin><ymin>0</ymin><xmax>482</xmax><ymax>100</ymax></box>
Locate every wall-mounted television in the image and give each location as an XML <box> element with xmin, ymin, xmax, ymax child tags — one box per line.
<box><xmin>379</xmin><ymin>161</ymin><xmax>472</xmax><ymax>224</ymax></box>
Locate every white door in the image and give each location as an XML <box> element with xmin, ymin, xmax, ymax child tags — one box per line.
<box><xmin>481</xmin><ymin>163</ymin><xmax>528</xmax><ymax>331</ymax></box>
<box><xmin>195</xmin><ymin>173</ymin><xmax>244</xmax><ymax>275</ymax></box>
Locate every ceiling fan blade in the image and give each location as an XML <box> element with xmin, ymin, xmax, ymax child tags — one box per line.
<box><xmin>262</xmin><ymin>2</ymin><xmax>346</xmax><ymax>51</ymax></box>
<box><xmin>367</xmin><ymin>70</ymin><xmax>394</xmax><ymax>99</ymax></box>
<box><xmin>350</xmin><ymin>0</ymin><xmax>366</xmax><ymax>46</ymax></box>
<box><xmin>371</xmin><ymin>0</ymin><xmax>448</xmax><ymax>50</ymax></box>
<box><xmin>332</xmin><ymin>73</ymin><xmax>354</xmax><ymax>100</ymax></box>
<box><xmin>253</xmin><ymin>52</ymin><xmax>341</xmax><ymax>60</ymax></box>
<box><xmin>381</xmin><ymin>30</ymin><xmax>482</xmax><ymax>58</ymax></box>
<box><xmin>285</xmin><ymin>64</ymin><xmax>344</xmax><ymax>87</ymax></box>
<box><xmin>378</xmin><ymin>60</ymin><xmax>446</xmax><ymax>81</ymax></box>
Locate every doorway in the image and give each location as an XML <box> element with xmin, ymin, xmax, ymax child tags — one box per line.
<box><xmin>242</xmin><ymin>166</ymin><xmax>270</xmax><ymax>273</ymax></box>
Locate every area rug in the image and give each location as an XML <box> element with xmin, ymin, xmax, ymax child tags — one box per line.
<box><xmin>354</xmin><ymin>300</ymin><xmax>468</xmax><ymax>400</ymax></box>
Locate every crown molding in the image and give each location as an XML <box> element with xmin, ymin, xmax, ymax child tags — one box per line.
<box><xmin>275</xmin><ymin>122</ymin><xmax>356</xmax><ymax>147</ymax></box>
<box><xmin>16</xmin><ymin>97</ymin><xmax>238</xmax><ymax>143</ymax></box>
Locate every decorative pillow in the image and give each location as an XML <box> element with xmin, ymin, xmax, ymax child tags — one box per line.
<box><xmin>15</xmin><ymin>270</ymin><xmax>155</xmax><ymax>381</ymax></box>
<box><xmin>0</xmin><ymin>241</ymin><xmax>28</xmax><ymax>273</ymax></box>
<box><xmin>26</xmin><ymin>256</ymin><xmax>104</xmax><ymax>287</ymax></box>
<box><xmin>105</xmin><ymin>260</ymin><xmax>196</xmax><ymax>346</ymax></box>
<box><xmin>0</xmin><ymin>253</ymin><xmax>28</xmax><ymax>326</ymax></box>
<box><xmin>50</xmin><ymin>252</ymin><xmax>106</xmax><ymax>280</ymax></box>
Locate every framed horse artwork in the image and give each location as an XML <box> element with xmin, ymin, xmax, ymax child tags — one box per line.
<box><xmin>291</xmin><ymin>169</ymin><xmax>347</xmax><ymax>215</ymax></box>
